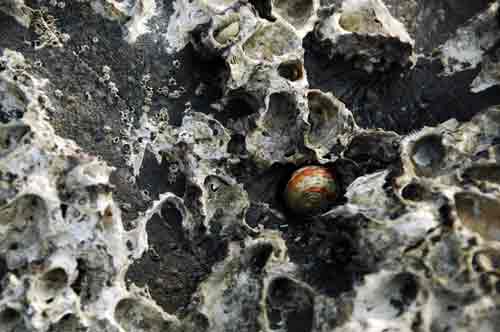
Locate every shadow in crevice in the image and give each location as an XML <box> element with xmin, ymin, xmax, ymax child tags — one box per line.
<box><xmin>303</xmin><ymin>32</ymin><xmax>500</xmax><ymax>134</ymax></box>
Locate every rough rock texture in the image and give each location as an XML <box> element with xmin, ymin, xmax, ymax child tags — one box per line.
<box><xmin>313</xmin><ymin>0</ymin><xmax>415</xmax><ymax>72</ymax></box>
<box><xmin>471</xmin><ymin>47</ymin><xmax>500</xmax><ymax>93</ymax></box>
<box><xmin>0</xmin><ymin>49</ymin><xmax>178</xmax><ymax>332</ymax></box>
<box><xmin>1</xmin><ymin>0</ymin><xmax>500</xmax><ymax>332</ymax></box>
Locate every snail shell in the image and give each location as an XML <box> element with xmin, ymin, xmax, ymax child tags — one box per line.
<box><xmin>284</xmin><ymin>166</ymin><xmax>337</xmax><ymax>216</ymax></box>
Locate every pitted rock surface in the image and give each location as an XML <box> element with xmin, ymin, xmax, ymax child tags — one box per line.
<box><xmin>1</xmin><ymin>1</ymin><xmax>500</xmax><ymax>332</ymax></box>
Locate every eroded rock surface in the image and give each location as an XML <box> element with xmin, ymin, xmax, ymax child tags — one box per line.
<box><xmin>1</xmin><ymin>0</ymin><xmax>500</xmax><ymax>332</ymax></box>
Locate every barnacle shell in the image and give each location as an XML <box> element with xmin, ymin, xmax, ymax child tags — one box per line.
<box><xmin>284</xmin><ymin>165</ymin><xmax>337</xmax><ymax>216</ymax></box>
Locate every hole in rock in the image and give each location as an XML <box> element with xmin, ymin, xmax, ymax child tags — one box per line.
<box><xmin>60</xmin><ymin>204</ymin><xmax>68</xmax><ymax>219</ymax></box>
<box><xmin>401</xmin><ymin>182</ymin><xmax>426</xmax><ymax>201</ymax></box>
<box><xmin>257</xmin><ymin>92</ymin><xmax>301</xmax><ymax>158</ymax></box>
<box><xmin>307</xmin><ymin>91</ymin><xmax>342</xmax><ymax>148</ymax></box>
<box><xmin>278</xmin><ymin>60</ymin><xmax>304</xmax><ymax>81</ymax></box>
<box><xmin>273</xmin><ymin>0</ymin><xmax>314</xmax><ymax>27</ymax></box>
<box><xmin>284</xmin><ymin>212</ymin><xmax>370</xmax><ymax>299</ymax></box>
<box><xmin>266</xmin><ymin>277</ymin><xmax>314</xmax><ymax>332</ymax></box>
<box><xmin>214</xmin><ymin>92</ymin><xmax>259</xmax><ymax>125</ymax></box>
<box><xmin>410</xmin><ymin>134</ymin><xmax>445</xmax><ymax>177</ymax></box>
<box><xmin>227</xmin><ymin>134</ymin><xmax>247</xmax><ymax>156</ymax></box>
<box><xmin>0</xmin><ymin>256</ymin><xmax>7</xmax><ymax>292</ymax></box>
<box><xmin>0</xmin><ymin>125</ymin><xmax>30</xmax><ymax>150</ymax></box>
<box><xmin>71</xmin><ymin>259</ymin><xmax>86</xmax><ymax>296</ymax></box>
<box><xmin>43</xmin><ymin>268</ymin><xmax>68</xmax><ymax>289</ymax></box>
<box><xmin>0</xmin><ymin>107</ymin><xmax>24</xmax><ymax>124</ymax></box>
<box><xmin>246</xmin><ymin>243</ymin><xmax>274</xmax><ymax>273</ymax></box>
<box><xmin>160</xmin><ymin>201</ymin><xmax>184</xmax><ymax>234</ymax></box>
<box><xmin>249</xmin><ymin>0</ymin><xmax>275</xmax><ymax>21</ymax></box>
<box><xmin>358</xmin><ymin>272</ymin><xmax>419</xmax><ymax>320</ymax></box>
<box><xmin>343</xmin><ymin>132</ymin><xmax>400</xmax><ymax>168</ymax></box>
<box><xmin>39</xmin><ymin>268</ymin><xmax>69</xmax><ymax>301</ymax></box>
<box><xmin>389</xmin><ymin>272</ymin><xmax>419</xmax><ymax>314</ymax></box>
<box><xmin>137</xmin><ymin>150</ymin><xmax>186</xmax><ymax>203</ymax></box>
<box><xmin>127</xmin><ymin>192</ymin><xmax>226</xmax><ymax>316</ymax></box>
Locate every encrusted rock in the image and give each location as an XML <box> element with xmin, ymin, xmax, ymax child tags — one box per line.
<box><xmin>91</xmin><ymin>0</ymin><xmax>157</xmax><ymax>43</ymax></box>
<box><xmin>0</xmin><ymin>0</ymin><xmax>31</xmax><ymax>27</ymax></box>
<box><xmin>313</xmin><ymin>0</ymin><xmax>415</xmax><ymax>72</ymax></box>
<box><xmin>2</xmin><ymin>1</ymin><xmax>500</xmax><ymax>332</ymax></box>
<box><xmin>471</xmin><ymin>48</ymin><xmax>500</xmax><ymax>93</ymax></box>
<box><xmin>0</xmin><ymin>50</ymin><xmax>179</xmax><ymax>332</ymax></box>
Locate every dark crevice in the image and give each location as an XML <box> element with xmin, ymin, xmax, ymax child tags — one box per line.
<box><xmin>304</xmin><ymin>32</ymin><xmax>500</xmax><ymax>134</ymax></box>
<box><xmin>266</xmin><ymin>277</ymin><xmax>314</xmax><ymax>332</ymax></box>
<box><xmin>249</xmin><ymin>0</ymin><xmax>276</xmax><ymax>21</ymax></box>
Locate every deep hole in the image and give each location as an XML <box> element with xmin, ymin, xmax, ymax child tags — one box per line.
<box><xmin>60</xmin><ymin>204</ymin><xmax>68</xmax><ymax>219</ymax></box>
<box><xmin>161</xmin><ymin>202</ymin><xmax>183</xmax><ymax>228</ymax></box>
<box><xmin>472</xmin><ymin>252</ymin><xmax>484</xmax><ymax>272</ymax></box>
<box><xmin>0</xmin><ymin>256</ymin><xmax>7</xmax><ymax>293</ymax></box>
<box><xmin>249</xmin><ymin>0</ymin><xmax>275</xmax><ymax>21</ymax></box>
<box><xmin>394</xmin><ymin>272</ymin><xmax>419</xmax><ymax>307</ymax></box>
<box><xmin>410</xmin><ymin>134</ymin><xmax>445</xmax><ymax>175</ymax></box>
<box><xmin>71</xmin><ymin>259</ymin><xmax>87</xmax><ymax>296</ymax></box>
<box><xmin>343</xmin><ymin>132</ymin><xmax>400</xmax><ymax>167</ymax></box>
<box><xmin>227</xmin><ymin>134</ymin><xmax>247</xmax><ymax>156</ymax></box>
<box><xmin>43</xmin><ymin>268</ymin><xmax>68</xmax><ymax>290</ymax></box>
<box><xmin>401</xmin><ymin>182</ymin><xmax>425</xmax><ymax>201</ymax></box>
<box><xmin>273</xmin><ymin>0</ymin><xmax>314</xmax><ymax>26</ymax></box>
<box><xmin>44</xmin><ymin>268</ymin><xmax>68</xmax><ymax>284</ymax></box>
<box><xmin>278</xmin><ymin>60</ymin><xmax>304</xmax><ymax>81</ymax></box>
<box><xmin>248</xmin><ymin>243</ymin><xmax>273</xmax><ymax>273</ymax></box>
<box><xmin>268</xmin><ymin>277</ymin><xmax>296</xmax><ymax>305</ymax></box>
<box><xmin>214</xmin><ymin>93</ymin><xmax>259</xmax><ymax>125</ymax></box>
<box><xmin>266</xmin><ymin>277</ymin><xmax>314</xmax><ymax>332</ymax></box>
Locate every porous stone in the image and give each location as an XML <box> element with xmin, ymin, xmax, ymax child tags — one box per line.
<box><xmin>1</xmin><ymin>0</ymin><xmax>500</xmax><ymax>331</ymax></box>
<box><xmin>313</xmin><ymin>0</ymin><xmax>415</xmax><ymax>72</ymax></box>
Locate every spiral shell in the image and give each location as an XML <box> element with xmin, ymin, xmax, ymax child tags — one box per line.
<box><xmin>284</xmin><ymin>165</ymin><xmax>338</xmax><ymax>216</ymax></box>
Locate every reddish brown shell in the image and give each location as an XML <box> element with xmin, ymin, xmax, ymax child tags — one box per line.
<box><xmin>284</xmin><ymin>165</ymin><xmax>337</xmax><ymax>216</ymax></box>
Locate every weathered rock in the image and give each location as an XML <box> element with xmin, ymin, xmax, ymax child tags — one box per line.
<box><xmin>313</xmin><ymin>0</ymin><xmax>415</xmax><ymax>72</ymax></box>
<box><xmin>1</xmin><ymin>0</ymin><xmax>500</xmax><ymax>332</ymax></box>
